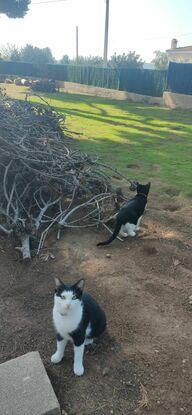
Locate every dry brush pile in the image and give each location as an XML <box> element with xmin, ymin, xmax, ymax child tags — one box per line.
<box><xmin>0</xmin><ymin>92</ymin><xmax>131</xmax><ymax>260</ymax></box>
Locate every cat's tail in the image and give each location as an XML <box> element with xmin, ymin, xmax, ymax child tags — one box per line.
<box><xmin>97</xmin><ymin>221</ymin><xmax>122</xmax><ymax>246</ymax></box>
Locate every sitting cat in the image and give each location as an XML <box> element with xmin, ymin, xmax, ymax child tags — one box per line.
<box><xmin>51</xmin><ymin>277</ymin><xmax>106</xmax><ymax>376</ymax></box>
<box><xmin>97</xmin><ymin>182</ymin><xmax>151</xmax><ymax>246</ymax></box>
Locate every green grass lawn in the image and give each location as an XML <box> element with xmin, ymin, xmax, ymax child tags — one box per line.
<box><xmin>2</xmin><ymin>83</ymin><xmax>192</xmax><ymax>197</ymax></box>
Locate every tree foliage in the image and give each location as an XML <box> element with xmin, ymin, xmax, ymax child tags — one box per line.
<box><xmin>0</xmin><ymin>43</ymin><xmax>145</xmax><ymax>70</ymax></box>
<box><xmin>152</xmin><ymin>50</ymin><xmax>168</xmax><ymax>70</ymax></box>
<box><xmin>75</xmin><ymin>55</ymin><xmax>104</xmax><ymax>66</ymax></box>
<box><xmin>59</xmin><ymin>53</ymin><xmax>144</xmax><ymax>68</ymax></box>
<box><xmin>59</xmin><ymin>55</ymin><xmax>70</xmax><ymax>65</ymax></box>
<box><xmin>0</xmin><ymin>44</ymin><xmax>21</xmax><ymax>61</ymax></box>
<box><xmin>0</xmin><ymin>0</ymin><xmax>31</xmax><ymax>18</ymax></box>
<box><xmin>0</xmin><ymin>44</ymin><xmax>55</xmax><ymax>64</ymax></box>
<box><xmin>21</xmin><ymin>44</ymin><xmax>55</xmax><ymax>64</ymax></box>
<box><xmin>108</xmin><ymin>52</ymin><xmax>144</xmax><ymax>69</ymax></box>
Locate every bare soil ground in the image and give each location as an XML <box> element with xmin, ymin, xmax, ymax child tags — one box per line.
<box><xmin>0</xmin><ymin>191</ymin><xmax>192</xmax><ymax>415</ymax></box>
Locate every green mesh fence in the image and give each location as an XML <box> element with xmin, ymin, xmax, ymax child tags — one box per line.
<box><xmin>0</xmin><ymin>61</ymin><xmax>167</xmax><ymax>96</ymax></box>
<box><xmin>119</xmin><ymin>68</ymin><xmax>167</xmax><ymax>97</ymax></box>
<box><xmin>167</xmin><ymin>62</ymin><xmax>192</xmax><ymax>95</ymax></box>
<box><xmin>0</xmin><ymin>61</ymin><xmax>119</xmax><ymax>89</ymax></box>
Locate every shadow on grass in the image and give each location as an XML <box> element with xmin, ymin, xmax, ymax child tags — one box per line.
<box><xmin>30</xmin><ymin>91</ymin><xmax>192</xmax><ymax>197</ymax></box>
<box><xmin>47</xmin><ymin>92</ymin><xmax>192</xmax><ymax>139</ymax></box>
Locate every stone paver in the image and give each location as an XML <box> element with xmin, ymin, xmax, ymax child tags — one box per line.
<box><xmin>0</xmin><ymin>351</ymin><xmax>60</xmax><ymax>415</ymax></box>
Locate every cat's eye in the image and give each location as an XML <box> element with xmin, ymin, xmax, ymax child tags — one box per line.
<box><xmin>72</xmin><ymin>295</ymin><xmax>77</xmax><ymax>300</ymax></box>
<box><xmin>61</xmin><ymin>294</ymin><xmax>66</xmax><ymax>300</ymax></box>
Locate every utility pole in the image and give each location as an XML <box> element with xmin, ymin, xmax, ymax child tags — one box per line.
<box><xmin>103</xmin><ymin>0</ymin><xmax>109</xmax><ymax>67</ymax></box>
<box><xmin>76</xmin><ymin>25</ymin><xmax>79</xmax><ymax>63</ymax></box>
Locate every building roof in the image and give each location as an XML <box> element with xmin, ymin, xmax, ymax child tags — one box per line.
<box><xmin>166</xmin><ymin>45</ymin><xmax>192</xmax><ymax>53</ymax></box>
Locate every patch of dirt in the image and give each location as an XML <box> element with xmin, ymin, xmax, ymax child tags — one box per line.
<box><xmin>142</xmin><ymin>245</ymin><xmax>159</xmax><ymax>256</ymax></box>
<box><xmin>1</xmin><ymin>193</ymin><xmax>192</xmax><ymax>414</ymax></box>
<box><xmin>126</xmin><ymin>163</ymin><xmax>140</xmax><ymax>169</ymax></box>
<box><xmin>164</xmin><ymin>187</ymin><xmax>181</xmax><ymax>197</ymax></box>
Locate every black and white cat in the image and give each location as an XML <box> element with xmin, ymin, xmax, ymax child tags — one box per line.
<box><xmin>51</xmin><ymin>277</ymin><xmax>106</xmax><ymax>376</ymax></box>
<box><xmin>97</xmin><ymin>182</ymin><xmax>151</xmax><ymax>246</ymax></box>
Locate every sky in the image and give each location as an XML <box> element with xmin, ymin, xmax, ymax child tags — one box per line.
<box><xmin>0</xmin><ymin>0</ymin><xmax>192</xmax><ymax>62</ymax></box>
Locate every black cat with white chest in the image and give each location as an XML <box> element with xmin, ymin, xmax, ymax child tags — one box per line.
<box><xmin>97</xmin><ymin>182</ymin><xmax>151</xmax><ymax>246</ymax></box>
<box><xmin>51</xmin><ymin>277</ymin><xmax>106</xmax><ymax>376</ymax></box>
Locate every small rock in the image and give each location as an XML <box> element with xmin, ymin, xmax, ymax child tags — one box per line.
<box><xmin>125</xmin><ymin>381</ymin><xmax>132</xmax><ymax>387</ymax></box>
<box><xmin>50</xmin><ymin>252</ymin><xmax>56</xmax><ymax>260</ymax></box>
<box><xmin>106</xmin><ymin>254</ymin><xmax>111</xmax><ymax>258</ymax></box>
<box><xmin>102</xmin><ymin>367</ymin><xmax>109</xmax><ymax>376</ymax></box>
<box><xmin>189</xmin><ymin>295</ymin><xmax>192</xmax><ymax>304</ymax></box>
<box><xmin>173</xmin><ymin>258</ymin><xmax>180</xmax><ymax>267</ymax></box>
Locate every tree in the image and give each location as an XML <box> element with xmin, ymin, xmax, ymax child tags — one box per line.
<box><xmin>109</xmin><ymin>52</ymin><xmax>144</xmax><ymax>69</ymax></box>
<box><xmin>152</xmin><ymin>50</ymin><xmax>168</xmax><ymax>70</ymax></box>
<box><xmin>20</xmin><ymin>44</ymin><xmax>55</xmax><ymax>64</ymax></box>
<box><xmin>0</xmin><ymin>44</ymin><xmax>21</xmax><ymax>61</ymax></box>
<box><xmin>0</xmin><ymin>44</ymin><xmax>56</xmax><ymax>64</ymax></box>
<box><xmin>70</xmin><ymin>55</ymin><xmax>103</xmax><ymax>66</ymax></box>
<box><xmin>0</xmin><ymin>0</ymin><xmax>31</xmax><ymax>18</ymax></box>
<box><xmin>59</xmin><ymin>55</ymin><xmax>70</xmax><ymax>65</ymax></box>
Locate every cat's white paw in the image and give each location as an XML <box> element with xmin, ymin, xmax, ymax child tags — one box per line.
<box><xmin>74</xmin><ymin>364</ymin><xmax>84</xmax><ymax>376</ymax></box>
<box><xmin>129</xmin><ymin>231</ymin><xmax>136</xmax><ymax>237</ymax></box>
<box><xmin>119</xmin><ymin>231</ymin><xmax>128</xmax><ymax>238</ymax></box>
<box><xmin>51</xmin><ymin>352</ymin><xmax>63</xmax><ymax>364</ymax></box>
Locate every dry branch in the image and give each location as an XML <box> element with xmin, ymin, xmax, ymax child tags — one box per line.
<box><xmin>0</xmin><ymin>91</ymin><xmax>132</xmax><ymax>260</ymax></box>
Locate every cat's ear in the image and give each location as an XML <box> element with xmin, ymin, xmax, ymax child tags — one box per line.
<box><xmin>74</xmin><ymin>278</ymin><xmax>85</xmax><ymax>291</ymax></box>
<box><xmin>129</xmin><ymin>181</ymin><xmax>139</xmax><ymax>191</ymax></box>
<box><xmin>147</xmin><ymin>181</ymin><xmax>151</xmax><ymax>188</ymax></box>
<box><xmin>54</xmin><ymin>277</ymin><xmax>63</xmax><ymax>289</ymax></box>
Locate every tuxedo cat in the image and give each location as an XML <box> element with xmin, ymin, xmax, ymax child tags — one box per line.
<box><xmin>97</xmin><ymin>182</ymin><xmax>151</xmax><ymax>246</ymax></box>
<box><xmin>51</xmin><ymin>277</ymin><xmax>106</xmax><ymax>376</ymax></box>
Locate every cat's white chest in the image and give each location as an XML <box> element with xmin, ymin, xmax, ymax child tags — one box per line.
<box><xmin>53</xmin><ymin>306</ymin><xmax>83</xmax><ymax>338</ymax></box>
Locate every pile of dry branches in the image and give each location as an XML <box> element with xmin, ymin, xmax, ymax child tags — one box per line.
<box><xmin>0</xmin><ymin>93</ymin><xmax>130</xmax><ymax>260</ymax></box>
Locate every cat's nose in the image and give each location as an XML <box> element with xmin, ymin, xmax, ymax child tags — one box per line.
<box><xmin>64</xmin><ymin>304</ymin><xmax>71</xmax><ymax>310</ymax></box>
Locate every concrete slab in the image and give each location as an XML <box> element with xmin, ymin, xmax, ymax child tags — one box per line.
<box><xmin>0</xmin><ymin>351</ymin><xmax>60</xmax><ymax>415</ymax></box>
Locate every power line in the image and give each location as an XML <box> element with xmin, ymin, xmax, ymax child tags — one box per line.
<box><xmin>32</xmin><ymin>0</ymin><xmax>68</xmax><ymax>5</ymax></box>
